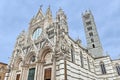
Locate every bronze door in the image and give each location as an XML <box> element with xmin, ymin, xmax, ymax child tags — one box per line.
<box><xmin>44</xmin><ymin>68</ymin><xmax>52</xmax><ymax>80</ymax></box>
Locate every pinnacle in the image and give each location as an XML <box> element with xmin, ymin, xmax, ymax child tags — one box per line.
<box><xmin>46</xmin><ymin>5</ymin><xmax>52</xmax><ymax>16</ymax></box>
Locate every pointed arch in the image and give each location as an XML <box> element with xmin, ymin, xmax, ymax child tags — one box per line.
<box><xmin>38</xmin><ymin>46</ymin><xmax>53</xmax><ymax>62</ymax></box>
<box><xmin>15</xmin><ymin>49</ymin><xmax>25</xmax><ymax>60</ymax></box>
<box><xmin>24</xmin><ymin>51</ymin><xmax>36</xmax><ymax>64</ymax></box>
<box><xmin>71</xmin><ymin>44</ymin><xmax>75</xmax><ymax>63</ymax></box>
<box><xmin>14</xmin><ymin>56</ymin><xmax>23</xmax><ymax>69</ymax></box>
<box><xmin>35</xmin><ymin>7</ymin><xmax>44</xmax><ymax>20</ymax></box>
<box><xmin>87</xmin><ymin>57</ymin><xmax>90</xmax><ymax>71</ymax></box>
<box><xmin>100</xmin><ymin>61</ymin><xmax>106</xmax><ymax>74</ymax></box>
<box><xmin>80</xmin><ymin>51</ymin><xmax>83</xmax><ymax>68</ymax></box>
<box><xmin>92</xmin><ymin>44</ymin><xmax>95</xmax><ymax>48</ymax></box>
<box><xmin>115</xmin><ymin>63</ymin><xmax>120</xmax><ymax>75</ymax></box>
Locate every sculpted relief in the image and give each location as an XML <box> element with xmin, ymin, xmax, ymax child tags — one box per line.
<box><xmin>16</xmin><ymin>31</ymin><xmax>26</xmax><ymax>48</ymax></box>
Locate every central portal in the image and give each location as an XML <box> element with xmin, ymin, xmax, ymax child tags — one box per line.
<box><xmin>44</xmin><ymin>68</ymin><xmax>52</xmax><ymax>80</ymax></box>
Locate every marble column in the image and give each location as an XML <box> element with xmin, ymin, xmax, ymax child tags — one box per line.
<box><xmin>36</xmin><ymin>61</ymin><xmax>44</xmax><ymax>80</ymax></box>
<box><xmin>9</xmin><ymin>69</ymin><xmax>16</xmax><ymax>80</ymax></box>
<box><xmin>52</xmin><ymin>54</ymin><xmax>56</xmax><ymax>80</ymax></box>
<box><xmin>34</xmin><ymin>62</ymin><xmax>39</xmax><ymax>80</ymax></box>
<box><xmin>40</xmin><ymin>62</ymin><xmax>44</xmax><ymax>80</ymax></box>
<box><xmin>36</xmin><ymin>61</ymin><xmax>41</xmax><ymax>80</ymax></box>
<box><xmin>21</xmin><ymin>65</ymin><xmax>29</xmax><ymax>80</ymax></box>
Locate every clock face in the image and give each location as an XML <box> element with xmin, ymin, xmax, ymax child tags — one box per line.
<box><xmin>32</xmin><ymin>28</ymin><xmax>42</xmax><ymax>40</ymax></box>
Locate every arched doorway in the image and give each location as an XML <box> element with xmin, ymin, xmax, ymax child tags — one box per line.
<box><xmin>39</xmin><ymin>48</ymin><xmax>53</xmax><ymax>80</ymax></box>
<box><xmin>27</xmin><ymin>53</ymin><xmax>36</xmax><ymax>80</ymax></box>
<box><xmin>43</xmin><ymin>52</ymin><xmax>52</xmax><ymax>80</ymax></box>
<box><xmin>15</xmin><ymin>58</ymin><xmax>22</xmax><ymax>80</ymax></box>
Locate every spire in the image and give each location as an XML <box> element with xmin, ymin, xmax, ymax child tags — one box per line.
<box><xmin>58</xmin><ymin>7</ymin><xmax>63</xmax><ymax>12</ymax></box>
<box><xmin>29</xmin><ymin>16</ymin><xmax>34</xmax><ymax>24</ymax></box>
<box><xmin>29</xmin><ymin>5</ymin><xmax>44</xmax><ymax>27</ymax></box>
<box><xmin>57</xmin><ymin>8</ymin><xmax>64</xmax><ymax>15</ymax></box>
<box><xmin>46</xmin><ymin>5</ymin><xmax>52</xmax><ymax>17</ymax></box>
<box><xmin>45</xmin><ymin>5</ymin><xmax>52</xmax><ymax>23</ymax></box>
<box><xmin>56</xmin><ymin>7</ymin><xmax>68</xmax><ymax>34</ymax></box>
<box><xmin>56</xmin><ymin>8</ymin><xmax>67</xmax><ymax>21</ymax></box>
<box><xmin>35</xmin><ymin>5</ymin><xmax>44</xmax><ymax>20</ymax></box>
<box><xmin>76</xmin><ymin>37</ymin><xmax>82</xmax><ymax>45</ymax></box>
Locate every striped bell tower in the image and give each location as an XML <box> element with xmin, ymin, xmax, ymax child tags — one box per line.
<box><xmin>82</xmin><ymin>10</ymin><xmax>103</xmax><ymax>57</ymax></box>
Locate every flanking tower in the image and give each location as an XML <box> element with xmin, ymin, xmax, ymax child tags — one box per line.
<box><xmin>82</xmin><ymin>10</ymin><xmax>103</xmax><ymax>57</ymax></box>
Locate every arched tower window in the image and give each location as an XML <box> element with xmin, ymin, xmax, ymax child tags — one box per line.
<box><xmin>58</xmin><ymin>15</ymin><xmax>60</xmax><ymax>21</ymax></box>
<box><xmin>92</xmin><ymin>61</ymin><xmax>95</xmax><ymax>72</ymax></box>
<box><xmin>80</xmin><ymin>51</ymin><xmax>83</xmax><ymax>68</ymax></box>
<box><xmin>92</xmin><ymin>44</ymin><xmax>95</xmax><ymax>48</ymax></box>
<box><xmin>87</xmin><ymin>57</ymin><xmax>90</xmax><ymax>71</ymax></box>
<box><xmin>100</xmin><ymin>62</ymin><xmax>106</xmax><ymax>74</ymax></box>
<box><xmin>115</xmin><ymin>64</ymin><xmax>120</xmax><ymax>75</ymax></box>
<box><xmin>71</xmin><ymin>45</ymin><xmax>75</xmax><ymax>63</ymax></box>
<box><xmin>91</xmin><ymin>38</ymin><xmax>94</xmax><ymax>42</ymax></box>
<box><xmin>71</xmin><ymin>49</ymin><xmax>75</xmax><ymax>63</ymax></box>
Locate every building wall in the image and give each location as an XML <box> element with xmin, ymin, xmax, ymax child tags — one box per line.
<box><xmin>0</xmin><ymin>62</ymin><xmax>7</xmax><ymax>80</ymax></box>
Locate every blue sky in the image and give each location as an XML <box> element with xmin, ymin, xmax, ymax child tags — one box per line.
<box><xmin>0</xmin><ymin>0</ymin><xmax>120</xmax><ymax>63</ymax></box>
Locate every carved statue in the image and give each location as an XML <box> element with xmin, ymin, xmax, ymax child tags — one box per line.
<box><xmin>16</xmin><ymin>30</ymin><xmax>26</xmax><ymax>47</ymax></box>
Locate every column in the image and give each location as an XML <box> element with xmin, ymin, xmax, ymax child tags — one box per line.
<box><xmin>21</xmin><ymin>65</ymin><xmax>29</xmax><ymax>80</ymax></box>
<box><xmin>51</xmin><ymin>54</ymin><xmax>56</xmax><ymax>80</ymax></box>
<box><xmin>9</xmin><ymin>69</ymin><xmax>16</xmax><ymax>80</ymax></box>
<box><xmin>36</xmin><ymin>61</ymin><xmax>44</xmax><ymax>80</ymax></box>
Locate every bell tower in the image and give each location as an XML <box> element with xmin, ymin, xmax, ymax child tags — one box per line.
<box><xmin>82</xmin><ymin>10</ymin><xmax>103</xmax><ymax>57</ymax></box>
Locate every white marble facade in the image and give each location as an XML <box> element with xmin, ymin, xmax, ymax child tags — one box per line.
<box><xmin>5</xmin><ymin>7</ymin><xmax>120</xmax><ymax>80</ymax></box>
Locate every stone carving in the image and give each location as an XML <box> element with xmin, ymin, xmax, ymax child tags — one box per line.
<box><xmin>61</xmin><ymin>38</ymin><xmax>69</xmax><ymax>53</ymax></box>
<box><xmin>16</xmin><ymin>30</ymin><xmax>26</xmax><ymax>48</ymax></box>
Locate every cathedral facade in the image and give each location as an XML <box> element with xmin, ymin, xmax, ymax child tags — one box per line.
<box><xmin>5</xmin><ymin>7</ymin><xmax>120</xmax><ymax>80</ymax></box>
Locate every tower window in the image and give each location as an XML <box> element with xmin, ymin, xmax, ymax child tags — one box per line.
<box><xmin>116</xmin><ymin>64</ymin><xmax>120</xmax><ymax>75</ymax></box>
<box><xmin>87</xmin><ymin>27</ymin><xmax>92</xmax><ymax>31</ymax></box>
<box><xmin>84</xmin><ymin>14</ymin><xmax>90</xmax><ymax>19</ymax></box>
<box><xmin>58</xmin><ymin>15</ymin><xmax>60</xmax><ymax>21</ymax></box>
<box><xmin>100</xmin><ymin>62</ymin><xmax>106</xmax><ymax>74</ymax></box>
<box><xmin>87</xmin><ymin>57</ymin><xmax>90</xmax><ymax>71</ymax></box>
<box><xmin>92</xmin><ymin>44</ymin><xmax>95</xmax><ymax>48</ymax></box>
<box><xmin>71</xmin><ymin>49</ymin><xmax>75</xmax><ymax>63</ymax></box>
<box><xmin>86</xmin><ymin>21</ymin><xmax>91</xmax><ymax>25</ymax></box>
<box><xmin>80</xmin><ymin>51</ymin><xmax>83</xmax><ymax>68</ymax></box>
<box><xmin>91</xmin><ymin>38</ymin><xmax>94</xmax><ymax>42</ymax></box>
<box><xmin>89</xmin><ymin>32</ymin><xmax>93</xmax><ymax>36</ymax></box>
<box><xmin>48</xmin><ymin>29</ymin><xmax>54</xmax><ymax>39</ymax></box>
